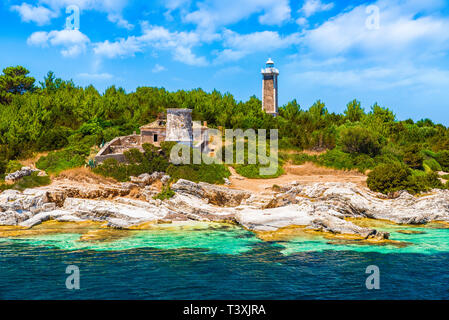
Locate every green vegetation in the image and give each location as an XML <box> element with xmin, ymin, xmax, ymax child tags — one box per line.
<box><xmin>367</xmin><ymin>162</ymin><xmax>444</xmax><ymax>195</ymax></box>
<box><xmin>5</xmin><ymin>160</ymin><xmax>22</xmax><ymax>173</ymax></box>
<box><xmin>153</xmin><ymin>186</ymin><xmax>175</xmax><ymax>200</ymax></box>
<box><xmin>167</xmin><ymin>163</ymin><xmax>230</xmax><ymax>184</ymax></box>
<box><xmin>36</xmin><ymin>147</ymin><xmax>89</xmax><ymax>174</ymax></box>
<box><xmin>0</xmin><ymin>172</ymin><xmax>51</xmax><ymax>191</ymax></box>
<box><xmin>2</xmin><ymin>65</ymin><xmax>449</xmax><ymax>194</ymax></box>
<box><xmin>93</xmin><ymin>142</ymin><xmax>230</xmax><ymax>184</ymax></box>
<box><xmin>93</xmin><ymin>143</ymin><xmax>170</xmax><ymax>182</ymax></box>
<box><xmin>339</xmin><ymin>126</ymin><xmax>381</xmax><ymax>156</ymax></box>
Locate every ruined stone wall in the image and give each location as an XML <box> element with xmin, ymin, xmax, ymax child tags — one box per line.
<box><xmin>141</xmin><ymin>128</ymin><xmax>166</xmax><ymax>145</ymax></box>
<box><xmin>165</xmin><ymin>109</ymin><xmax>193</xmax><ymax>143</ymax></box>
<box><xmin>95</xmin><ymin>153</ymin><xmax>126</xmax><ymax>163</ymax></box>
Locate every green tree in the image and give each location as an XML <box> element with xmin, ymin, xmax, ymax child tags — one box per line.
<box><xmin>339</xmin><ymin>126</ymin><xmax>381</xmax><ymax>156</ymax></box>
<box><xmin>437</xmin><ymin>150</ymin><xmax>449</xmax><ymax>171</ymax></box>
<box><xmin>344</xmin><ymin>99</ymin><xmax>364</xmax><ymax>122</ymax></box>
<box><xmin>367</xmin><ymin>162</ymin><xmax>411</xmax><ymax>194</ymax></box>
<box><xmin>403</xmin><ymin>144</ymin><xmax>424</xmax><ymax>169</ymax></box>
<box><xmin>0</xmin><ymin>66</ymin><xmax>35</xmax><ymax>104</ymax></box>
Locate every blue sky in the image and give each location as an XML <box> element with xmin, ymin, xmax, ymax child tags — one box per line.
<box><xmin>1</xmin><ymin>0</ymin><xmax>449</xmax><ymax>123</ymax></box>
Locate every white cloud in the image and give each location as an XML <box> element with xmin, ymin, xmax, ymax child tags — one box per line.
<box><xmin>215</xmin><ymin>29</ymin><xmax>301</xmax><ymax>63</ymax></box>
<box><xmin>27</xmin><ymin>31</ymin><xmax>50</xmax><ymax>46</ymax></box>
<box><xmin>93</xmin><ymin>23</ymin><xmax>207</xmax><ymax>66</ymax></box>
<box><xmin>93</xmin><ymin>37</ymin><xmax>141</xmax><ymax>58</ymax></box>
<box><xmin>301</xmin><ymin>0</ymin><xmax>449</xmax><ymax>59</ymax></box>
<box><xmin>11</xmin><ymin>3</ymin><xmax>58</xmax><ymax>25</ymax></box>
<box><xmin>300</xmin><ymin>0</ymin><xmax>334</xmax><ymax>18</ymax></box>
<box><xmin>296</xmin><ymin>17</ymin><xmax>308</xmax><ymax>26</ymax></box>
<box><xmin>293</xmin><ymin>65</ymin><xmax>449</xmax><ymax>90</ymax></box>
<box><xmin>152</xmin><ymin>64</ymin><xmax>166</xmax><ymax>73</ymax></box>
<box><xmin>107</xmin><ymin>13</ymin><xmax>134</xmax><ymax>30</ymax></box>
<box><xmin>285</xmin><ymin>0</ymin><xmax>449</xmax><ymax>113</ymax></box>
<box><xmin>27</xmin><ymin>29</ymin><xmax>90</xmax><ymax>57</ymax></box>
<box><xmin>77</xmin><ymin>72</ymin><xmax>114</xmax><ymax>80</ymax></box>
<box><xmin>184</xmin><ymin>0</ymin><xmax>291</xmax><ymax>31</ymax></box>
<box><xmin>12</xmin><ymin>0</ymin><xmax>133</xmax><ymax>29</ymax></box>
<box><xmin>173</xmin><ymin>46</ymin><xmax>207</xmax><ymax>66</ymax></box>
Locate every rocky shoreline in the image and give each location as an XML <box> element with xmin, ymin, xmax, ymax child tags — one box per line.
<box><xmin>2</xmin><ymin>177</ymin><xmax>449</xmax><ymax>242</ymax></box>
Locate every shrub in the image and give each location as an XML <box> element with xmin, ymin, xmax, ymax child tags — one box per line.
<box><xmin>37</xmin><ymin>127</ymin><xmax>71</xmax><ymax>151</ymax></box>
<box><xmin>311</xmin><ymin>127</ymin><xmax>336</xmax><ymax>150</ymax></box>
<box><xmin>167</xmin><ymin>163</ymin><xmax>230</xmax><ymax>184</ymax></box>
<box><xmin>286</xmin><ymin>153</ymin><xmax>317</xmax><ymax>165</ymax></box>
<box><xmin>339</xmin><ymin>126</ymin><xmax>381</xmax><ymax>156</ymax></box>
<box><xmin>403</xmin><ymin>144</ymin><xmax>424</xmax><ymax>169</ymax></box>
<box><xmin>153</xmin><ymin>186</ymin><xmax>175</xmax><ymax>200</ymax></box>
<box><xmin>367</xmin><ymin>162</ymin><xmax>411</xmax><ymax>194</ymax></box>
<box><xmin>367</xmin><ymin>162</ymin><xmax>445</xmax><ymax>195</ymax></box>
<box><xmin>93</xmin><ymin>143</ymin><xmax>230</xmax><ymax>184</ymax></box>
<box><xmin>406</xmin><ymin>171</ymin><xmax>444</xmax><ymax>194</ymax></box>
<box><xmin>436</xmin><ymin>150</ymin><xmax>449</xmax><ymax>171</ymax></box>
<box><xmin>423</xmin><ymin>158</ymin><xmax>442</xmax><ymax>172</ymax></box>
<box><xmin>234</xmin><ymin>163</ymin><xmax>284</xmax><ymax>179</ymax></box>
<box><xmin>93</xmin><ymin>158</ymin><xmax>129</xmax><ymax>182</ymax></box>
<box><xmin>36</xmin><ymin>147</ymin><xmax>87</xmax><ymax>174</ymax></box>
<box><xmin>0</xmin><ymin>172</ymin><xmax>51</xmax><ymax>191</ymax></box>
<box><xmin>0</xmin><ymin>159</ymin><xmax>6</xmax><ymax>175</ymax></box>
<box><xmin>423</xmin><ymin>149</ymin><xmax>439</xmax><ymax>159</ymax></box>
<box><xmin>318</xmin><ymin>148</ymin><xmax>354</xmax><ymax>170</ymax></box>
<box><xmin>102</xmin><ymin>127</ymin><xmax>121</xmax><ymax>143</ymax></box>
<box><xmin>6</xmin><ymin>160</ymin><xmax>22</xmax><ymax>173</ymax></box>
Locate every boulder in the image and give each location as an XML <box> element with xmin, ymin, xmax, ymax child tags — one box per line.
<box><xmin>161</xmin><ymin>175</ymin><xmax>171</xmax><ymax>185</ymax></box>
<box><xmin>171</xmin><ymin>179</ymin><xmax>250</xmax><ymax>207</ymax></box>
<box><xmin>4</xmin><ymin>167</ymin><xmax>40</xmax><ymax>182</ymax></box>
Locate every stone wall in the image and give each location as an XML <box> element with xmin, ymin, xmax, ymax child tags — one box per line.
<box><xmin>263</xmin><ymin>76</ymin><xmax>275</xmax><ymax>114</ymax></box>
<box><xmin>165</xmin><ymin>109</ymin><xmax>193</xmax><ymax>143</ymax></box>
<box><xmin>141</xmin><ymin>128</ymin><xmax>166</xmax><ymax>145</ymax></box>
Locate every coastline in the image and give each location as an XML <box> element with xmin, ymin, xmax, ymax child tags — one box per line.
<box><xmin>2</xmin><ymin>173</ymin><xmax>449</xmax><ymax>253</ymax></box>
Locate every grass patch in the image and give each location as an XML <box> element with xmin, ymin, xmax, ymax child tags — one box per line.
<box><xmin>234</xmin><ymin>163</ymin><xmax>284</xmax><ymax>179</ymax></box>
<box><xmin>0</xmin><ymin>172</ymin><xmax>51</xmax><ymax>191</ymax></box>
<box><xmin>36</xmin><ymin>147</ymin><xmax>88</xmax><ymax>174</ymax></box>
<box><xmin>167</xmin><ymin>163</ymin><xmax>230</xmax><ymax>184</ymax></box>
<box><xmin>153</xmin><ymin>186</ymin><xmax>175</xmax><ymax>200</ymax></box>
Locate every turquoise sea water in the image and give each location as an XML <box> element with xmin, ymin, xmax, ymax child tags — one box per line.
<box><xmin>1</xmin><ymin>221</ymin><xmax>449</xmax><ymax>299</ymax></box>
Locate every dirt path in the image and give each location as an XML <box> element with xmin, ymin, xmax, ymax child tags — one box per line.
<box><xmin>228</xmin><ymin>162</ymin><xmax>367</xmax><ymax>193</ymax></box>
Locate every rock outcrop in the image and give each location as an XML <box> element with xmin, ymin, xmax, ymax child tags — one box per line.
<box><xmin>2</xmin><ymin>179</ymin><xmax>449</xmax><ymax>241</ymax></box>
<box><xmin>130</xmin><ymin>172</ymin><xmax>165</xmax><ymax>187</ymax></box>
<box><xmin>4</xmin><ymin>167</ymin><xmax>41</xmax><ymax>182</ymax></box>
<box><xmin>171</xmin><ymin>179</ymin><xmax>250</xmax><ymax>207</ymax></box>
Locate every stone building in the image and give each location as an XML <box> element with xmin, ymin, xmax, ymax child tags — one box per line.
<box><xmin>261</xmin><ymin>58</ymin><xmax>279</xmax><ymax>116</ymax></box>
<box><xmin>94</xmin><ymin>108</ymin><xmax>208</xmax><ymax>163</ymax></box>
<box><xmin>139</xmin><ymin>113</ymin><xmax>167</xmax><ymax>146</ymax></box>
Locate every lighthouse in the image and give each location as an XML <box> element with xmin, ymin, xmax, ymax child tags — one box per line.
<box><xmin>261</xmin><ymin>58</ymin><xmax>279</xmax><ymax>116</ymax></box>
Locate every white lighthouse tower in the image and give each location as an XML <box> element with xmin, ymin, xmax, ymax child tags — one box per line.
<box><xmin>261</xmin><ymin>58</ymin><xmax>279</xmax><ymax>116</ymax></box>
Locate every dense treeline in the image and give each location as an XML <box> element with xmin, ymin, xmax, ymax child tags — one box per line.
<box><xmin>1</xmin><ymin>65</ymin><xmax>449</xmax><ymax>194</ymax></box>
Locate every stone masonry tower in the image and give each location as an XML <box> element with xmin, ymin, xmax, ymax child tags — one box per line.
<box><xmin>165</xmin><ymin>108</ymin><xmax>193</xmax><ymax>147</ymax></box>
<box><xmin>261</xmin><ymin>58</ymin><xmax>279</xmax><ymax>116</ymax></box>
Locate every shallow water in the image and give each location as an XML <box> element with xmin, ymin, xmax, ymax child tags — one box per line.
<box><xmin>1</xmin><ymin>220</ymin><xmax>449</xmax><ymax>299</ymax></box>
